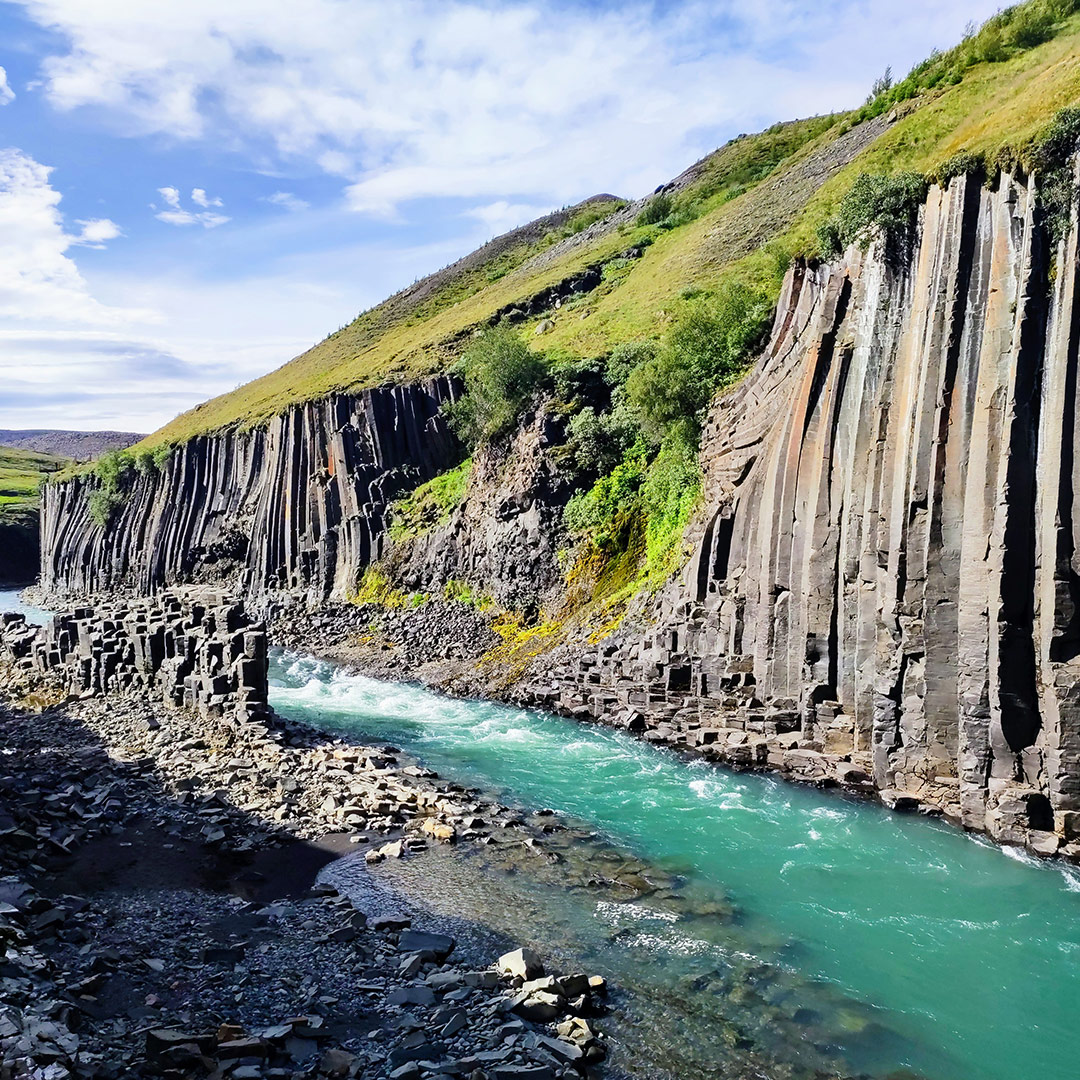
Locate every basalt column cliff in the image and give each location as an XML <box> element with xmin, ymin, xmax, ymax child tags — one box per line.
<box><xmin>40</xmin><ymin>169</ymin><xmax>1080</xmax><ymax>852</ymax></box>
<box><xmin>540</xmin><ymin>169</ymin><xmax>1080</xmax><ymax>851</ymax></box>
<box><xmin>41</xmin><ymin>380</ymin><xmax>457</xmax><ymax>604</ymax></box>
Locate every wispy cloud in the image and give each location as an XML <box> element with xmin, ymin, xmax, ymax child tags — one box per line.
<box><xmin>265</xmin><ymin>190</ymin><xmax>309</xmax><ymax>212</ymax></box>
<box><xmin>14</xmin><ymin>0</ymin><xmax>1002</xmax><ymax>217</ymax></box>
<box><xmin>0</xmin><ymin>65</ymin><xmax>13</xmax><ymax>105</ymax></box>
<box><xmin>154</xmin><ymin>185</ymin><xmax>230</xmax><ymax>228</ymax></box>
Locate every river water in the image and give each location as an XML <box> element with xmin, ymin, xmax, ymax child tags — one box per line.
<box><xmin>270</xmin><ymin>650</ymin><xmax>1080</xmax><ymax>1080</ymax></box>
<box><xmin>4</xmin><ymin>585</ymin><xmax>1075</xmax><ymax>1080</ymax></box>
<box><xmin>0</xmin><ymin>587</ymin><xmax>53</xmax><ymax>625</ymax></box>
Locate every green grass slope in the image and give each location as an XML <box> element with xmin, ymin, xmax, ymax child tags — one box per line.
<box><xmin>0</xmin><ymin>446</ymin><xmax>70</xmax><ymax>584</ymax></box>
<box><xmin>0</xmin><ymin>447</ymin><xmax>69</xmax><ymax>514</ymax></box>
<box><xmin>147</xmin><ymin>0</ymin><xmax>1080</xmax><ymax>447</ymax></box>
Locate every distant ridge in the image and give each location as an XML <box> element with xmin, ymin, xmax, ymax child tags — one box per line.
<box><xmin>0</xmin><ymin>429</ymin><xmax>144</xmax><ymax>461</ymax></box>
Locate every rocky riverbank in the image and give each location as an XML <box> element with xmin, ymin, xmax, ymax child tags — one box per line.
<box><xmin>272</xmin><ymin>604</ymin><xmax>897</xmax><ymax>800</ymax></box>
<box><xmin>0</xmin><ymin>660</ymin><xmax>608</xmax><ymax>1080</ymax></box>
<box><xmin>271</xmin><ymin>597</ymin><xmax>1080</xmax><ymax>863</ymax></box>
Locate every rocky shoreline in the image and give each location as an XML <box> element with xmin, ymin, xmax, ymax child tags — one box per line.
<box><xmin>272</xmin><ymin>598</ymin><xmax>1080</xmax><ymax>863</ymax></box>
<box><xmin>0</xmin><ymin>656</ymin><xmax>608</xmax><ymax>1080</ymax></box>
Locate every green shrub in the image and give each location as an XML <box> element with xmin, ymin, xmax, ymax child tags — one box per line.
<box><xmin>151</xmin><ymin>443</ymin><xmax>174</xmax><ymax>471</ymax></box>
<box><xmin>87</xmin><ymin>448</ymin><xmax>138</xmax><ymax>525</ymax></box>
<box><xmin>931</xmin><ymin>151</ymin><xmax>985</xmax><ymax>188</ymax></box>
<box><xmin>816</xmin><ymin>220</ymin><xmax>843</xmax><ymax>258</ymax></box>
<box><xmin>566</xmin><ymin>401</ymin><xmax>641</xmax><ymax>475</ymax></box>
<box><xmin>636</xmin><ymin>193</ymin><xmax>673</xmax><ymax>226</ymax></box>
<box><xmin>563</xmin><ymin>439</ymin><xmax>649</xmax><ymax>544</ymax></box>
<box><xmin>626</xmin><ymin>281</ymin><xmax>772</xmax><ymax>439</ymax></box>
<box><xmin>818</xmin><ymin>172</ymin><xmax>929</xmax><ymax>259</ymax></box>
<box><xmin>443</xmin><ymin>325</ymin><xmax>548</xmax><ymax>447</ymax></box>
<box><xmin>1002</xmin><ymin>4</ymin><xmax>1057</xmax><ymax>48</ymax></box>
<box><xmin>88</xmin><ymin>489</ymin><xmax>125</xmax><ymax>527</ymax></box>
<box><xmin>563</xmin><ymin>425</ymin><xmax>701</xmax><ymax>580</ymax></box>
<box><xmin>132</xmin><ymin>448</ymin><xmax>155</xmax><ymax>475</ymax></box>
<box><xmin>94</xmin><ymin>449</ymin><xmax>135</xmax><ymax>491</ymax></box>
<box><xmin>605</xmin><ymin>340</ymin><xmax>658</xmax><ymax>386</ymax></box>
<box><xmin>551</xmin><ymin>354</ymin><xmax>605</xmax><ymax>403</ymax></box>
<box><xmin>1028</xmin><ymin>106</ymin><xmax>1080</xmax><ymax>172</ymax></box>
<box><xmin>641</xmin><ymin>425</ymin><xmax>703</xmax><ymax>575</ymax></box>
<box><xmin>1024</xmin><ymin>108</ymin><xmax>1080</xmax><ymax>244</ymax></box>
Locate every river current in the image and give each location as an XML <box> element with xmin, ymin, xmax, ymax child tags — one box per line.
<box><xmin>270</xmin><ymin>649</ymin><xmax>1080</xmax><ymax>1080</ymax></box>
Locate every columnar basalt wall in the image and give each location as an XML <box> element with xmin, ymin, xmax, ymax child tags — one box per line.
<box><xmin>40</xmin><ymin>380</ymin><xmax>458</xmax><ymax>605</ymax></box>
<box><xmin>530</xmin><ymin>170</ymin><xmax>1080</xmax><ymax>856</ymax></box>
<box><xmin>0</xmin><ymin>592</ymin><xmax>268</xmax><ymax>718</ymax></box>
<box><xmin>40</xmin><ymin>169</ymin><xmax>1080</xmax><ymax>855</ymax></box>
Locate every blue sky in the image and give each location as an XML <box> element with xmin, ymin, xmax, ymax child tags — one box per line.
<box><xmin>0</xmin><ymin>0</ymin><xmax>1001</xmax><ymax>434</ymax></box>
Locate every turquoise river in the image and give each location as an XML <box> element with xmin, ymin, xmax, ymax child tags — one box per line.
<box><xmin>3</xmin><ymin>585</ymin><xmax>1075</xmax><ymax>1080</ymax></box>
<box><xmin>270</xmin><ymin>650</ymin><xmax>1080</xmax><ymax>1080</ymax></box>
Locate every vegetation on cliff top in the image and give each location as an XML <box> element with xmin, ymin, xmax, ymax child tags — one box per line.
<box><xmin>84</xmin><ymin>444</ymin><xmax>174</xmax><ymax>526</ymax></box>
<box><xmin>139</xmin><ymin>0</ymin><xmax>1080</xmax><ymax>451</ymax></box>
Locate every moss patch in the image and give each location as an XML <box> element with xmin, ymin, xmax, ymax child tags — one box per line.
<box><xmin>388</xmin><ymin>459</ymin><xmax>472</xmax><ymax>542</ymax></box>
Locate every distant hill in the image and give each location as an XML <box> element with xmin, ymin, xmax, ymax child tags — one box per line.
<box><xmin>0</xmin><ymin>429</ymin><xmax>143</xmax><ymax>461</ymax></box>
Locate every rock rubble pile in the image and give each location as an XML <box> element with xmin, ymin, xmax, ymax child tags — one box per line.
<box><xmin>0</xmin><ymin>592</ymin><xmax>267</xmax><ymax>720</ymax></box>
<box><xmin>0</xmin><ymin>606</ymin><xmax>608</xmax><ymax>1079</ymax></box>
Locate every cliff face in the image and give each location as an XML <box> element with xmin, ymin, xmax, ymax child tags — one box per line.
<box><xmin>533</xmin><ymin>169</ymin><xmax>1080</xmax><ymax>853</ymax></box>
<box><xmin>385</xmin><ymin>405</ymin><xmax>575</xmax><ymax>614</ymax></box>
<box><xmin>41</xmin><ymin>168</ymin><xmax>1080</xmax><ymax>853</ymax></box>
<box><xmin>41</xmin><ymin>380</ymin><xmax>458</xmax><ymax>605</ymax></box>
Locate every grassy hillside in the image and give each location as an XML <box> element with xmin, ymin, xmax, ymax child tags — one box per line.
<box><xmin>145</xmin><ymin>0</ymin><xmax>1080</xmax><ymax>447</ymax></box>
<box><xmin>0</xmin><ymin>446</ymin><xmax>69</xmax><ymax>585</ymax></box>
<box><xmin>0</xmin><ymin>447</ymin><xmax>69</xmax><ymax>514</ymax></box>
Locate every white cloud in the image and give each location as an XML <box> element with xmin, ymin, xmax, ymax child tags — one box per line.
<box><xmin>13</xmin><ymin>0</ymin><xmax>1004</xmax><ymax>217</ymax></box>
<box><xmin>0</xmin><ymin>146</ymin><xmax>479</xmax><ymax>429</ymax></box>
<box><xmin>0</xmin><ymin>66</ymin><xmax>14</xmax><ymax>105</ymax></box>
<box><xmin>73</xmin><ymin>217</ymin><xmax>122</xmax><ymax>247</ymax></box>
<box><xmin>0</xmin><ymin>148</ymin><xmax>193</xmax><ymax>430</ymax></box>
<box><xmin>154</xmin><ymin>185</ymin><xmax>229</xmax><ymax>227</ymax></box>
<box><xmin>0</xmin><ymin>148</ymin><xmax>136</xmax><ymax>324</ymax></box>
<box><xmin>265</xmin><ymin>191</ymin><xmax>309</xmax><ymax>212</ymax></box>
<box><xmin>191</xmin><ymin>186</ymin><xmax>222</xmax><ymax>207</ymax></box>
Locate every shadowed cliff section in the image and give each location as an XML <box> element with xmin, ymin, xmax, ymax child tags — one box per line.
<box><xmin>41</xmin><ymin>381</ymin><xmax>459</xmax><ymax>603</ymax></box>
